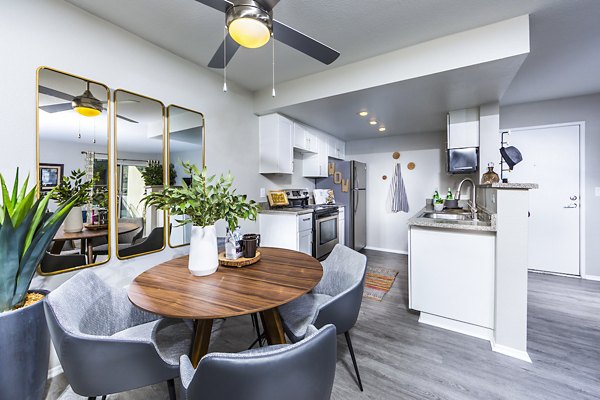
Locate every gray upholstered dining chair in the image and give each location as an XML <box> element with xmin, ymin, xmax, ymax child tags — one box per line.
<box><xmin>44</xmin><ymin>269</ymin><xmax>192</xmax><ymax>400</ymax></box>
<box><xmin>278</xmin><ymin>244</ymin><xmax>367</xmax><ymax>391</ymax></box>
<box><xmin>180</xmin><ymin>324</ymin><xmax>337</xmax><ymax>400</ymax></box>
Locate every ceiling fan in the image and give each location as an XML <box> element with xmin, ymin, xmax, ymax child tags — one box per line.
<box><xmin>197</xmin><ymin>0</ymin><xmax>340</xmax><ymax>68</ymax></box>
<box><xmin>38</xmin><ymin>85</ymin><xmax>139</xmax><ymax>124</ymax></box>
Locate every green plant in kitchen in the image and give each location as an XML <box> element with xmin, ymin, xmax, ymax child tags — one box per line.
<box><xmin>51</xmin><ymin>169</ymin><xmax>96</xmax><ymax>207</ymax></box>
<box><xmin>143</xmin><ymin>162</ymin><xmax>260</xmax><ymax>231</ymax></box>
<box><xmin>92</xmin><ymin>185</ymin><xmax>109</xmax><ymax>209</ymax></box>
<box><xmin>141</xmin><ymin>160</ymin><xmax>177</xmax><ymax>186</ymax></box>
<box><xmin>0</xmin><ymin>169</ymin><xmax>77</xmax><ymax>312</ymax></box>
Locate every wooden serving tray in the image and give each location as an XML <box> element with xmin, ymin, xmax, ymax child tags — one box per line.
<box><xmin>218</xmin><ymin>251</ymin><xmax>261</xmax><ymax>267</ymax></box>
<box><xmin>84</xmin><ymin>223</ymin><xmax>108</xmax><ymax>231</ymax></box>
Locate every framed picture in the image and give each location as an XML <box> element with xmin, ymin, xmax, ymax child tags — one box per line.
<box><xmin>39</xmin><ymin>163</ymin><xmax>64</xmax><ymax>192</ymax></box>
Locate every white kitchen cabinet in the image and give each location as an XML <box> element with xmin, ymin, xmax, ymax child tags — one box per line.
<box><xmin>328</xmin><ymin>136</ymin><xmax>345</xmax><ymax>160</ymax></box>
<box><xmin>338</xmin><ymin>206</ymin><xmax>345</xmax><ymax>246</ymax></box>
<box><xmin>302</xmin><ymin>130</ymin><xmax>329</xmax><ymax>178</ymax></box>
<box><xmin>258</xmin><ymin>212</ymin><xmax>313</xmax><ymax>255</ymax></box>
<box><xmin>259</xmin><ymin>114</ymin><xmax>293</xmax><ymax>174</ymax></box>
<box><xmin>447</xmin><ymin>108</ymin><xmax>479</xmax><ymax>149</ymax></box>
<box><xmin>293</xmin><ymin>122</ymin><xmax>318</xmax><ymax>153</ymax></box>
<box><xmin>409</xmin><ymin>226</ymin><xmax>495</xmax><ymax>329</ymax></box>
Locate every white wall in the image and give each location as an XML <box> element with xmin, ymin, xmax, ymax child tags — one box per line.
<box><xmin>0</xmin><ymin>0</ymin><xmax>313</xmax><ymax>371</ymax></box>
<box><xmin>500</xmin><ymin>93</ymin><xmax>600</xmax><ymax>278</ymax></box>
<box><xmin>346</xmin><ymin>132</ymin><xmax>469</xmax><ymax>253</ymax></box>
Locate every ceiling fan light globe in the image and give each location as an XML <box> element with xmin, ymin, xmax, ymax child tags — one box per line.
<box><xmin>73</xmin><ymin>106</ymin><xmax>101</xmax><ymax>117</ymax></box>
<box><xmin>229</xmin><ymin>17</ymin><xmax>270</xmax><ymax>48</ymax></box>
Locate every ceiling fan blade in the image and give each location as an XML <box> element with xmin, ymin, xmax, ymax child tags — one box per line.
<box><xmin>207</xmin><ymin>35</ymin><xmax>241</xmax><ymax>68</ymax></box>
<box><xmin>39</xmin><ymin>103</ymin><xmax>73</xmax><ymax>113</ymax></box>
<box><xmin>194</xmin><ymin>0</ymin><xmax>232</xmax><ymax>13</ymax></box>
<box><xmin>117</xmin><ymin>114</ymin><xmax>139</xmax><ymax>124</ymax></box>
<box><xmin>273</xmin><ymin>20</ymin><xmax>340</xmax><ymax>65</ymax></box>
<box><xmin>38</xmin><ymin>86</ymin><xmax>74</xmax><ymax>102</ymax></box>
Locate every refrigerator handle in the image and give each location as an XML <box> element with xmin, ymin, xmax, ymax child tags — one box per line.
<box><xmin>354</xmin><ymin>163</ymin><xmax>358</xmax><ymax>189</ymax></box>
<box><xmin>354</xmin><ymin>190</ymin><xmax>359</xmax><ymax>214</ymax></box>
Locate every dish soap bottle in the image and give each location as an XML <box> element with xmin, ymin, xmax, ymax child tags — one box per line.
<box><xmin>446</xmin><ymin>188</ymin><xmax>453</xmax><ymax>200</ymax></box>
<box><xmin>481</xmin><ymin>162</ymin><xmax>500</xmax><ymax>184</ymax></box>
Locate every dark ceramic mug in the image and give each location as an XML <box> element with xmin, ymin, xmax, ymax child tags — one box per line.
<box><xmin>242</xmin><ymin>234</ymin><xmax>261</xmax><ymax>258</ymax></box>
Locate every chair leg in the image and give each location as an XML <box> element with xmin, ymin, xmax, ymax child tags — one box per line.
<box><xmin>102</xmin><ymin>396</ymin><xmax>107</xmax><ymax>400</ymax></box>
<box><xmin>247</xmin><ymin>313</ymin><xmax>264</xmax><ymax>349</ymax></box>
<box><xmin>344</xmin><ymin>331</ymin><xmax>364</xmax><ymax>392</ymax></box>
<box><xmin>167</xmin><ymin>378</ymin><xmax>176</xmax><ymax>400</ymax></box>
<box><xmin>88</xmin><ymin>397</ymin><xmax>96</xmax><ymax>400</ymax></box>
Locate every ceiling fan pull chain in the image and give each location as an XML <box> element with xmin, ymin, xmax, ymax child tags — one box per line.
<box><xmin>77</xmin><ymin>117</ymin><xmax>81</xmax><ymax>139</ymax></box>
<box><xmin>93</xmin><ymin>118</ymin><xmax>96</xmax><ymax>144</ymax></box>
<box><xmin>223</xmin><ymin>25</ymin><xmax>228</xmax><ymax>93</ymax></box>
<box><xmin>272</xmin><ymin>32</ymin><xmax>276</xmax><ymax>97</ymax></box>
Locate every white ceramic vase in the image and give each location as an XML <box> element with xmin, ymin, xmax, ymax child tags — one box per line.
<box><xmin>63</xmin><ymin>206</ymin><xmax>83</xmax><ymax>233</ymax></box>
<box><xmin>188</xmin><ymin>225</ymin><xmax>219</xmax><ymax>276</ymax></box>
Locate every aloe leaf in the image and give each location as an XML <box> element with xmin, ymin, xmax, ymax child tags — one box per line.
<box><xmin>17</xmin><ymin>174</ymin><xmax>29</xmax><ymax>204</ymax></box>
<box><xmin>22</xmin><ymin>194</ymin><xmax>52</xmax><ymax>256</ymax></box>
<box><xmin>1</xmin><ymin>175</ymin><xmax>14</xmax><ymax>218</ymax></box>
<box><xmin>16</xmin><ymin>204</ymin><xmax>73</xmax><ymax>300</ymax></box>
<box><xmin>11</xmin><ymin>168</ymin><xmax>19</xmax><ymax>209</ymax></box>
<box><xmin>0</xmin><ymin>211</ymin><xmax>20</xmax><ymax>311</ymax></box>
<box><xmin>11</xmin><ymin>187</ymin><xmax>36</xmax><ymax>228</ymax></box>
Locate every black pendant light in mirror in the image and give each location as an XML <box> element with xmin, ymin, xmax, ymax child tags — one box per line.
<box><xmin>72</xmin><ymin>82</ymin><xmax>102</xmax><ymax>117</ymax></box>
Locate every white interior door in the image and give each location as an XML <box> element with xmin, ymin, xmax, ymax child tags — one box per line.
<box><xmin>507</xmin><ymin>124</ymin><xmax>580</xmax><ymax>275</ymax></box>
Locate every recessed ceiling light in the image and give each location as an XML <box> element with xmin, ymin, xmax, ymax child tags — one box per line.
<box><xmin>369</xmin><ymin>120</ymin><xmax>377</xmax><ymax>125</ymax></box>
<box><xmin>357</xmin><ymin>111</ymin><xmax>368</xmax><ymax>117</ymax></box>
<box><xmin>378</xmin><ymin>126</ymin><xmax>386</xmax><ymax>132</ymax></box>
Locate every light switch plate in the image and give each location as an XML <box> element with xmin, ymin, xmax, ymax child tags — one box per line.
<box><xmin>260</xmin><ymin>188</ymin><xmax>266</xmax><ymax>198</ymax></box>
<box><xmin>595</xmin><ymin>187</ymin><xmax>600</xmax><ymax>197</ymax></box>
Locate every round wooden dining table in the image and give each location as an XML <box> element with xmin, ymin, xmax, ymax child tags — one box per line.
<box><xmin>51</xmin><ymin>222</ymin><xmax>140</xmax><ymax>263</ymax></box>
<box><xmin>127</xmin><ymin>247</ymin><xmax>323</xmax><ymax>367</ymax></box>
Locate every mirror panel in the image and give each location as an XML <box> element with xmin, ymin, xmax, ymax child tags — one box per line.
<box><xmin>114</xmin><ymin>89</ymin><xmax>166</xmax><ymax>259</ymax></box>
<box><xmin>167</xmin><ymin>105</ymin><xmax>205</xmax><ymax>247</ymax></box>
<box><xmin>37</xmin><ymin>67</ymin><xmax>111</xmax><ymax>275</ymax></box>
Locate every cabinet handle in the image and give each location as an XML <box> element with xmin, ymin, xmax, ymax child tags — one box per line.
<box><xmin>302</xmin><ymin>217</ymin><xmax>311</xmax><ymax>221</ymax></box>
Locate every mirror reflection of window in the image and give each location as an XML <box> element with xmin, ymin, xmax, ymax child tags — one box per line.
<box><xmin>37</xmin><ymin>67</ymin><xmax>110</xmax><ymax>275</ymax></box>
<box><xmin>167</xmin><ymin>105</ymin><xmax>205</xmax><ymax>247</ymax></box>
<box><xmin>114</xmin><ymin>90</ymin><xmax>166</xmax><ymax>259</ymax></box>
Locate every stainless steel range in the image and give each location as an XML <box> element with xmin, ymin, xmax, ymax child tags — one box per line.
<box><xmin>283</xmin><ymin>189</ymin><xmax>339</xmax><ymax>259</ymax></box>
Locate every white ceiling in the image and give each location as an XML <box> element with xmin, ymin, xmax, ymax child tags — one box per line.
<box><xmin>64</xmin><ymin>0</ymin><xmax>600</xmax><ymax>140</ymax></box>
<box><xmin>67</xmin><ymin>0</ymin><xmax>565</xmax><ymax>92</ymax></box>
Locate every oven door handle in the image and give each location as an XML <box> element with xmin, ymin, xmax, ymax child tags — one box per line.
<box><xmin>316</xmin><ymin>214</ymin><xmax>338</xmax><ymax>223</ymax></box>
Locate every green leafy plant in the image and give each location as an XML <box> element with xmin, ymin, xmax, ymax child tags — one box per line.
<box><xmin>0</xmin><ymin>170</ymin><xmax>76</xmax><ymax>312</ymax></box>
<box><xmin>92</xmin><ymin>186</ymin><xmax>109</xmax><ymax>209</ymax></box>
<box><xmin>141</xmin><ymin>161</ymin><xmax>177</xmax><ymax>186</ymax></box>
<box><xmin>51</xmin><ymin>169</ymin><xmax>96</xmax><ymax>207</ymax></box>
<box><xmin>143</xmin><ymin>162</ymin><xmax>260</xmax><ymax>232</ymax></box>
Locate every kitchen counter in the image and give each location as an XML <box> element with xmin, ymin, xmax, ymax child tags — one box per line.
<box><xmin>408</xmin><ymin>206</ymin><xmax>496</xmax><ymax>232</ymax></box>
<box><xmin>478</xmin><ymin>182</ymin><xmax>539</xmax><ymax>190</ymax></box>
<box><xmin>259</xmin><ymin>208</ymin><xmax>314</xmax><ymax>215</ymax></box>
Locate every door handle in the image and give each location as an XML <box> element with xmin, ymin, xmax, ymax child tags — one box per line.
<box><xmin>563</xmin><ymin>203</ymin><xmax>578</xmax><ymax>208</ymax></box>
<box><xmin>570</xmin><ymin>195</ymin><xmax>578</xmax><ymax>201</ymax></box>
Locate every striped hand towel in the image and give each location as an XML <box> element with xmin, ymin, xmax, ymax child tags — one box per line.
<box><xmin>390</xmin><ymin>163</ymin><xmax>409</xmax><ymax>213</ymax></box>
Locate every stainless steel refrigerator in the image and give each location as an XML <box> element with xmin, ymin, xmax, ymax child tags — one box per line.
<box><xmin>316</xmin><ymin>160</ymin><xmax>367</xmax><ymax>251</ymax></box>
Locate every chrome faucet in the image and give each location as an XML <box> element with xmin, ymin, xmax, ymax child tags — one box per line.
<box><xmin>456</xmin><ymin>178</ymin><xmax>478</xmax><ymax>220</ymax></box>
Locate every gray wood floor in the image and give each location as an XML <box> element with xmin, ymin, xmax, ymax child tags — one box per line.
<box><xmin>46</xmin><ymin>249</ymin><xmax>600</xmax><ymax>399</ymax></box>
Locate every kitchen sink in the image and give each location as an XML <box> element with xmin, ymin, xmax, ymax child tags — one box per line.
<box><xmin>421</xmin><ymin>212</ymin><xmax>472</xmax><ymax>221</ymax></box>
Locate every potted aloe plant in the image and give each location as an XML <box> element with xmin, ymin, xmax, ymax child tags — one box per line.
<box><xmin>0</xmin><ymin>169</ymin><xmax>77</xmax><ymax>400</ymax></box>
<box><xmin>51</xmin><ymin>169</ymin><xmax>96</xmax><ymax>232</ymax></box>
<box><xmin>144</xmin><ymin>162</ymin><xmax>260</xmax><ymax>276</ymax></box>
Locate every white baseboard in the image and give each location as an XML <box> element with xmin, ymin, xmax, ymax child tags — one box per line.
<box><xmin>490</xmin><ymin>340</ymin><xmax>532</xmax><ymax>363</ymax></box>
<box><xmin>582</xmin><ymin>274</ymin><xmax>600</xmax><ymax>282</ymax></box>
<box><xmin>48</xmin><ymin>365</ymin><xmax>63</xmax><ymax>379</ymax></box>
<box><xmin>418</xmin><ymin>312</ymin><xmax>493</xmax><ymax>341</ymax></box>
<box><xmin>364</xmin><ymin>246</ymin><xmax>408</xmax><ymax>255</ymax></box>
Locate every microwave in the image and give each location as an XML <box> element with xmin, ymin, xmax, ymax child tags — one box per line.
<box><xmin>448</xmin><ymin>147</ymin><xmax>478</xmax><ymax>174</ymax></box>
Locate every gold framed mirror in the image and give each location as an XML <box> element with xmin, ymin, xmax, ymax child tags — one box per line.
<box><xmin>166</xmin><ymin>105</ymin><xmax>205</xmax><ymax>248</ymax></box>
<box><xmin>36</xmin><ymin>67</ymin><xmax>111</xmax><ymax>275</ymax></box>
<box><xmin>114</xmin><ymin>89</ymin><xmax>166</xmax><ymax>259</ymax></box>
